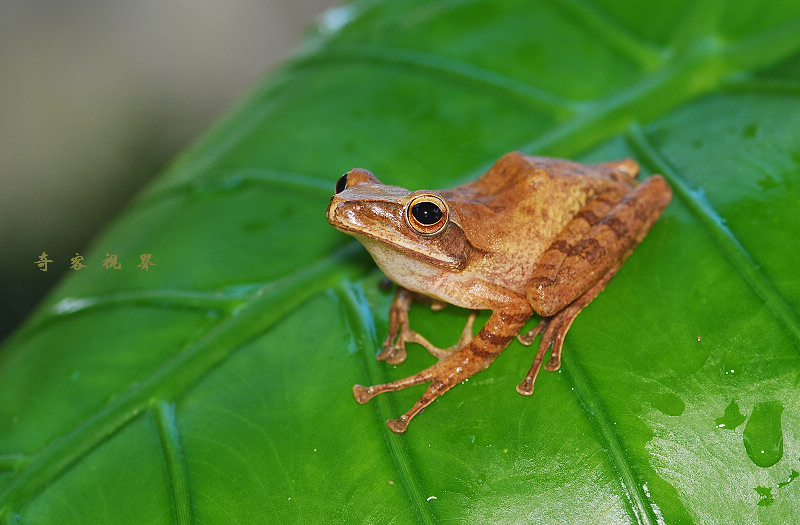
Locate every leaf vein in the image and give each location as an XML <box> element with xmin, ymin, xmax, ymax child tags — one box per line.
<box><xmin>335</xmin><ymin>283</ymin><xmax>436</xmax><ymax>525</ymax></box>
<box><xmin>152</xmin><ymin>400</ymin><xmax>193</xmax><ymax>525</ymax></box>
<box><xmin>13</xmin><ymin>285</ymin><xmax>267</xmax><ymax>344</ymax></box>
<box><xmin>627</xmin><ymin>123</ymin><xmax>800</xmax><ymax>349</ymax></box>
<box><xmin>298</xmin><ymin>43</ymin><xmax>576</xmax><ymax>117</ymax></box>
<box><xmin>0</xmin><ymin>244</ymin><xmax>363</xmax><ymax>516</ymax></box>
<box><xmin>140</xmin><ymin>168</ymin><xmax>333</xmax><ymax>208</ymax></box>
<box><xmin>722</xmin><ymin>75</ymin><xmax>800</xmax><ymax>96</ymax></box>
<box><xmin>548</xmin><ymin>0</ymin><xmax>664</xmax><ymax>68</ymax></box>
<box><xmin>559</xmin><ymin>353</ymin><xmax>659</xmax><ymax>525</ymax></box>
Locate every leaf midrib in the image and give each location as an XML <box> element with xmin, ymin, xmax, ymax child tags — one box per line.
<box><xmin>337</xmin><ymin>283</ymin><xmax>437</xmax><ymax>525</ymax></box>
<box><xmin>3</xmin><ymin>2</ymin><xmax>800</xmax><ymax>521</ymax></box>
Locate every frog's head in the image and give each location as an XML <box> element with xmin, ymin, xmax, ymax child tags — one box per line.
<box><xmin>327</xmin><ymin>168</ymin><xmax>471</xmax><ymax>271</ymax></box>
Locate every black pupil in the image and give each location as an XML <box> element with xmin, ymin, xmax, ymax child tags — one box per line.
<box><xmin>335</xmin><ymin>173</ymin><xmax>348</xmax><ymax>194</ymax></box>
<box><xmin>411</xmin><ymin>201</ymin><xmax>443</xmax><ymax>226</ymax></box>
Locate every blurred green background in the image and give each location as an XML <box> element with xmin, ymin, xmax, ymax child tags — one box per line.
<box><xmin>0</xmin><ymin>0</ymin><xmax>339</xmax><ymax>342</ymax></box>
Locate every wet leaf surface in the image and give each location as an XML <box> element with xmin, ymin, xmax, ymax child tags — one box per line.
<box><xmin>2</xmin><ymin>0</ymin><xmax>800</xmax><ymax>522</ymax></box>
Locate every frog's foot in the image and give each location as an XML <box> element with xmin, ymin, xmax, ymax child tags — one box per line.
<box><xmin>355</xmin><ymin>308</ymin><xmax>525</xmax><ymax>432</ymax></box>
<box><xmin>353</xmin><ymin>369</ymin><xmax>442</xmax><ymax>433</ymax></box>
<box><xmin>515</xmin><ymin>309</ymin><xmax>576</xmax><ymax>395</ymax></box>
<box><xmin>377</xmin><ymin>336</ymin><xmax>408</xmax><ymax>365</ymax></box>
<box><xmin>378</xmin><ymin>288</ymin><xmax>476</xmax><ymax>363</ymax></box>
<box><xmin>516</xmin><ymin>261</ymin><xmax>623</xmax><ymax>395</ymax></box>
<box><xmin>354</xmin><ymin>341</ymin><xmax>498</xmax><ymax>433</ymax></box>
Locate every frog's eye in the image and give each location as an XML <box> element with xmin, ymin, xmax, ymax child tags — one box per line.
<box><xmin>335</xmin><ymin>173</ymin><xmax>348</xmax><ymax>194</ymax></box>
<box><xmin>335</xmin><ymin>168</ymin><xmax>380</xmax><ymax>193</ymax></box>
<box><xmin>407</xmin><ymin>194</ymin><xmax>448</xmax><ymax>235</ymax></box>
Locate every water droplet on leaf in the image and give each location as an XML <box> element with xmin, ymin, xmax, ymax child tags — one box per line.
<box><xmin>715</xmin><ymin>400</ymin><xmax>746</xmax><ymax>430</ymax></box>
<box><xmin>778</xmin><ymin>469</ymin><xmax>798</xmax><ymax>489</ymax></box>
<box><xmin>755</xmin><ymin>486</ymin><xmax>774</xmax><ymax>507</ymax></box>
<box><xmin>743</xmin><ymin>401</ymin><xmax>784</xmax><ymax>468</ymax></box>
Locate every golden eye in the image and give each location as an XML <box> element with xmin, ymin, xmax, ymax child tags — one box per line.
<box><xmin>406</xmin><ymin>194</ymin><xmax>448</xmax><ymax>234</ymax></box>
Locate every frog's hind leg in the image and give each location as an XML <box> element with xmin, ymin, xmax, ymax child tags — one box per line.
<box><xmin>527</xmin><ymin>174</ymin><xmax>671</xmax><ymax>318</ymax></box>
<box><xmin>517</xmin><ymin>174</ymin><xmax>671</xmax><ymax>394</ymax></box>
<box><xmin>516</xmin><ymin>260</ymin><xmax>620</xmax><ymax>395</ymax></box>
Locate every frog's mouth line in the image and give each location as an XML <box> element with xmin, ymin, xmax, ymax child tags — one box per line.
<box><xmin>342</xmin><ymin>225</ymin><xmax>463</xmax><ymax>270</ymax></box>
<box><xmin>327</xmin><ymin>203</ymin><xmax>464</xmax><ymax>270</ymax></box>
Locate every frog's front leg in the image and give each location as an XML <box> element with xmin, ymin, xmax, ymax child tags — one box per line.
<box><xmin>354</xmin><ymin>303</ymin><xmax>532</xmax><ymax>433</ymax></box>
<box><xmin>376</xmin><ymin>287</ymin><xmax>416</xmax><ymax>365</ymax></box>
<box><xmin>517</xmin><ymin>174</ymin><xmax>671</xmax><ymax>394</ymax></box>
<box><xmin>378</xmin><ymin>287</ymin><xmax>477</xmax><ymax>364</ymax></box>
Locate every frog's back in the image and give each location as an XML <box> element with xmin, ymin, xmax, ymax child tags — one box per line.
<box><xmin>442</xmin><ymin>152</ymin><xmax>637</xmax><ymax>245</ymax></box>
<box><xmin>439</xmin><ymin>152</ymin><xmax>639</xmax><ymax>294</ymax></box>
<box><xmin>446</xmin><ymin>152</ymin><xmax>637</xmax><ymax>202</ymax></box>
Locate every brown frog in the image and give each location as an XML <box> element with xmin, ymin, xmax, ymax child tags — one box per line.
<box><xmin>327</xmin><ymin>152</ymin><xmax>672</xmax><ymax>433</ymax></box>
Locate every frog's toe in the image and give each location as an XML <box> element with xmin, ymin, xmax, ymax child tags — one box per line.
<box><xmin>516</xmin><ymin>331</ymin><xmax>551</xmax><ymax>396</ymax></box>
<box><xmin>544</xmin><ymin>354</ymin><xmax>561</xmax><ymax>371</ymax></box>
<box><xmin>376</xmin><ymin>343</ymin><xmax>407</xmax><ymax>365</ymax></box>
<box><xmin>516</xmin><ymin>378</ymin><xmax>535</xmax><ymax>395</ymax></box>
<box><xmin>517</xmin><ymin>318</ymin><xmax>546</xmax><ymax>346</ymax></box>
<box><xmin>353</xmin><ymin>384</ymin><xmax>374</xmax><ymax>404</ymax></box>
<box><xmin>386</xmin><ymin>417</ymin><xmax>409</xmax><ymax>433</ymax></box>
<box><xmin>352</xmin><ymin>369</ymin><xmax>434</xmax><ymax>407</ymax></box>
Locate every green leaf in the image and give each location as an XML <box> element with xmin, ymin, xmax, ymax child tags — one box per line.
<box><xmin>3</xmin><ymin>0</ymin><xmax>800</xmax><ymax>522</ymax></box>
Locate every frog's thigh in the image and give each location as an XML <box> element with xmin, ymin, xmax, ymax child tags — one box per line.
<box><xmin>528</xmin><ymin>175</ymin><xmax>671</xmax><ymax>317</ymax></box>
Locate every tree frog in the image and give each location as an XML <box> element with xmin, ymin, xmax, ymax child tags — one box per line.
<box><xmin>327</xmin><ymin>152</ymin><xmax>671</xmax><ymax>433</ymax></box>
